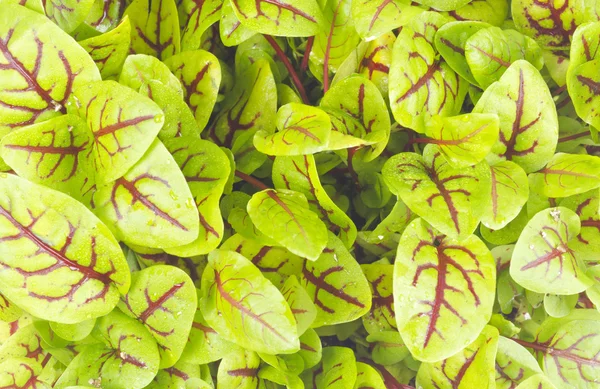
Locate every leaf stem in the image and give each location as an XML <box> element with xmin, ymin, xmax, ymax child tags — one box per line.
<box><xmin>509</xmin><ymin>337</ymin><xmax>547</xmax><ymax>353</ymax></box>
<box><xmin>301</xmin><ymin>36</ymin><xmax>314</xmax><ymax>74</ymax></box>
<box><xmin>264</xmin><ymin>35</ymin><xmax>310</xmax><ymax>104</ymax></box>
<box><xmin>235</xmin><ymin>170</ymin><xmax>270</xmax><ymax>191</ymax></box>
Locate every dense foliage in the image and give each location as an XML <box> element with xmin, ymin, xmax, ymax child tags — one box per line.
<box><xmin>0</xmin><ymin>0</ymin><xmax>599</xmax><ymax>388</ymax></box>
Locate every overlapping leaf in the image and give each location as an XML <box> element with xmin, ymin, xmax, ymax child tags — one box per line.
<box><xmin>180</xmin><ymin>0</ymin><xmax>224</xmax><ymax>51</ymax></box>
<box><xmin>247</xmin><ymin>188</ymin><xmax>328</xmax><ymax>261</ymax></box>
<box><xmin>383</xmin><ymin>144</ymin><xmax>491</xmax><ymax>240</ymax></box>
<box><xmin>481</xmin><ymin>161</ymin><xmax>529</xmax><ymax>230</ymax></box>
<box><xmin>394</xmin><ymin>218</ymin><xmax>496</xmax><ymax>362</ymax></box>
<box><xmin>216</xmin><ymin>348</ymin><xmax>262</xmax><ymax>389</ymax></box>
<box><xmin>200</xmin><ymin>249</ymin><xmax>300</xmax><ymax>354</ymax></box>
<box><xmin>358</xmin><ymin>32</ymin><xmax>395</xmax><ymax>97</ymax></box>
<box><xmin>361</xmin><ymin>263</ymin><xmax>395</xmax><ymax>334</ymax></box>
<box><xmin>561</xmin><ymin>189</ymin><xmax>600</xmax><ymax>262</ymax></box>
<box><xmin>0</xmin><ymin>174</ymin><xmax>129</xmax><ymax>323</ymax></box>
<box><xmin>79</xmin><ymin>17</ymin><xmax>131</xmax><ymax>79</ymax></box>
<box><xmin>86</xmin><ymin>0</ymin><xmax>125</xmax><ymax>32</ymax></box>
<box><xmin>118</xmin><ymin>265</ymin><xmax>197</xmax><ymax>368</ymax></box>
<box><xmin>352</xmin><ymin>0</ymin><xmax>421</xmax><ymax>41</ymax></box>
<box><xmin>389</xmin><ymin>11</ymin><xmax>467</xmax><ymax>133</ymax></box>
<box><xmin>530</xmin><ymin>153</ymin><xmax>600</xmax><ymax>198</ymax></box>
<box><xmin>44</xmin><ymin>0</ymin><xmax>95</xmax><ymax>33</ymax></box>
<box><xmin>495</xmin><ymin>336</ymin><xmax>543</xmax><ymax>389</ymax></box>
<box><xmin>272</xmin><ymin>155</ymin><xmax>357</xmax><ymax>248</ymax></box>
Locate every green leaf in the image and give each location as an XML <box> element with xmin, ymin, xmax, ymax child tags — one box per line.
<box><xmin>361</xmin><ymin>263</ymin><xmax>395</xmax><ymax>334</ymax></box>
<box><xmin>0</xmin><ymin>114</ymin><xmax>93</xmax><ymax>202</ymax></box>
<box><xmin>0</xmin><ymin>3</ymin><xmax>100</xmax><ymax>132</ymax></box>
<box><xmin>310</xmin><ymin>0</ymin><xmax>359</xmax><ymax>86</ymax></box>
<box><xmin>230</xmin><ymin>0</ymin><xmax>323</xmax><ymax>37</ymax></box>
<box><xmin>495</xmin><ymin>336</ymin><xmax>543</xmax><ymax>389</ymax></box>
<box><xmin>320</xmin><ymin>75</ymin><xmax>390</xmax><ymax>161</ymax></box>
<box><xmin>515</xmin><ymin>374</ymin><xmax>557</xmax><ymax>389</ymax></box>
<box><xmin>416</xmin><ymin>326</ymin><xmax>499</xmax><ymax>388</ymax></box>
<box><xmin>50</xmin><ymin>319</ymin><xmax>96</xmax><ymax>342</ymax></box>
<box><xmin>146</xmin><ymin>359</ymin><xmax>211</xmax><ymax>389</ymax></box>
<box><xmin>272</xmin><ymin>155</ymin><xmax>357</xmax><ymax>248</ymax></box>
<box><xmin>510</xmin><ymin>207</ymin><xmax>593</xmax><ymax>295</ymax></box>
<box><xmin>298</xmin><ymin>328</ymin><xmax>322</xmax><ymax>370</ymax></box>
<box><xmin>125</xmin><ymin>0</ymin><xmax>181</xmax><ymax>59</ymax></box>
<box><xmin>352</xmin><ymin>0</ymin><xmax>421</xmax><ymax>41</ymax></box>
<box><xmin>425</xmin><ymin>113</ymin><xmax>499</xmax><ymax>168</ymax></box>
<box><xmin>544</xmin><ymin>293</ymin><xmax>578</xmax><ymax>318</ymax></box>
<box><xmin>200</xmin><ymin>249</ymin><xmax>300</xmax><ymax>354</ymax></box>
<box><xmin>92</xmin><ymin>139</ymin><xmax>199</xmax><ymax>249</ymax></box>
<box><xmin>413</xmin><ymin>0</ymin><xmax>470</xmax><ymax>11</ymax></box>
<box><xmin>163</xmin><ymin>50</ymin><xmax>221</xmax><ymax>131</ymax></box>
<box><xmin>0</xmin><ymin>174</ymin><xmax>129</xmax><ymax>323</ymax></box>
<box><xmin>86</xmin><ymin>0</ymin><xmax>124</xmax><ymax>32</ymax></box>
<box><xmin>118</xmin><ymin>265</ymin><xmax>197</xmax><ymax>368</ymax></box>
<box><xmin>357</xmin><ymin>32</ymin><xmax>395</xmax><ymax>97</ymax></box>
<box><xmin>0</xmin><ymin>357</ymin><xmax>52</xmax><ymax>389</ymax></box>
<box><xmin>216</xmin><ymin>348</ymin><xmax>262</xmax><ymax>389</ymax></box>
<box><xmin>302</xmin><ymin>346</ymin><xmax>357</xmax><ymax>388</ymax></box>
<box><xmin>389</xmin><ymin>11</ymin><xmax>467</xmax><ymax>133</ymax></box>
<box><xmin>474</xmin><ymin>60</ymin><xmax>559</xmax><ymax>173</ymax></box>
<box><xmin>443</xmin><ymin>0</ymin><xmax>508</xmax><ymax>26</ymax></box>
<box><xmin>481</xmin><ymin>161</ymin><xmax>529</xmax><ymax>230</ymax></box>
<box><xmin>300</xmin><ymin>232</ymin><xmax>371</xmax><ymax>327</ymax></box>
<box><xmin>118</xmin><ymin>54</ymin><xmax>183</xmax><ymax>96</ymax></box>
<box><xmin>281</xmin><ymin>275</ymin><xmax>317</xmax><ymax>336</ymax></box>
<box><xmin>0</xmin><ymin>324</ymin><xmax>48</xmax><ymax>365</ymax></box>
<box><xmin>0</xmin><ymin>293</ymin><xmax>22</xmax><ymax>323</ymax></box>
<box><xmin>54</xmin><ymin>310</ymin><xmax>160</xmax><ymax>389</ymax></box>
<box><xmin>180</xmin><ymin>0</ymin><xmax>224</xmax><ymax>51</ymax></box>
<box><xmin>465</xmin><ymin>27</ymin><xmax>543</xmax><ymax>89</ymax></box>
<box><xmin>530</xmin><ymin>153</ymin><xmax>600</xmax><ymax>198</ymax></box>
<box><xmin>219</xmin><ymin>0</ymin><xmax>257</xmax><ymax>46</ymax></box>
<box><xmin>163</xmin><ymin>136</ymin><xmax>230</xmax><ymax>256</ymax></box>
<box><xmin>73</xmin><ymin>80</ymin><xmax>164</xmax><ymax>184</ymax></box>
<box><xmin>382</xmin><ymin>145</ymin><xmax>491</xmax><ymax>240</ymax></box>
<box><xmin>254</xmin><ymin>103</ymin><xmax>332</xmax><ymax>156</ymax></box>
<box><xmin>434</xmin><ymin>21</ymin><xmax>490</xmax><ymax>86</ymax></box>
<box><xmin>45</xmin><ymin>0</ymin><xmax>95</xmax><ymax>33</ymax></box>
<box><xmin>247</xmin><ymin>188</ymin><xmax>328</xmax><ymax>261</ymax></box>
<box><xmin>78</xmin><ymin>17</ymin><xmax>131</xmax><ymax>79</ymax></box>
<box><xmin>394</xmin><ymin>218</ymin><xmax>496</xmax><ymax>362</ymax></box>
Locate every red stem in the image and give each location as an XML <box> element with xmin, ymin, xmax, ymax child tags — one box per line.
<box><xmin>235</xmin><ymin>170</ymin><xmax>269</xmax><ymax>191</ymax></box>
<box><xmin>510</xmin><ymin>338</ymin><xmax>547</xmax><ymax>353</ymax></box>
<box><xmin>301</xmin><ymin>36</ymin><xmax>314</xmax><ymax>74</ymax></box>
<box><xmin>264</xmin><ymin>35</ymin><xmax>309</xmax><ymax>104</ymax></box>
<box><xmin>558</xmin><ymin>131</ymin><xmax>590</xmax><ymax>143</ymax></box>
<box><xmin>407</xmin><ymin>137</ymin><xmax>439</xmax><ymax>145</ymax></box>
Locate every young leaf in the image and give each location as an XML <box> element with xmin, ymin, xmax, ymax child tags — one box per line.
<box><xmin>216</xmin><ymin>348</ymin><xmax>262</xmax><ymax>389</ymax></box>
<box><xmin>389</xmin><ymin>11</ymin><xmax>467</xmax><ymax>133</ymax></box>
<box><xmin>361</xmin><ymin>263</ymin><xmax>396</xmax><ymax>334</ymax></box>
<box><xmin>163</xmin><ymin>136</ymin><xmax>230</xmax><ymax>256</ymax></box>
<box><xmin>530</xmin><ymin>153</ymin><xmax>600</xmax><ymax>198</ymax></box>
<box><xmin>78</xmin><ymin>17</ymin><xmax>131</xmax><ymax>79</ymax></box>
<box><xmin>163</xmin><ymin>50</ymin><xmax>221</xmax><ymax>131</ymax></box>
<box><xmin>272</xmin><ymin>155</ymin><xmax>357</xmax><ymax>248</ymax></box>
<box><xmin>310</xmin><ymin>0</ymin><xmax>359</xmax><ymax>87</ymax></box>
<box><xmin>544</xmin><ymin>293</ymin><xmax>578</xmax><ymax>318</ymax></box>
<box><xmin>125</xmin><ymin>0</ymin><xmax>181</xmax><ymax>59</ymax></box>
<box><xmin>302</xmin><ymin>346</ymin><xmax>357</xmax><ymax>388</ymax></box>
<box><xmin>219</xmin><ymin>0</ymin><xmax>257</xmax><ymax>46</ymax></box>
<box><xmin>510</xmin><ymin>207</ymin><xmax>593</xmax><ymax>295</ymax></box>
<box><xmin>118</xmin><ymin>54</ymin><xmax>183</xmax><ymax>96</ymax></box>
<box><xmin>200</xmin><ymin>249</ymin><xmax>300</xmax><ymax>354</ymax></box>
<box><xmin>254</xmin><ymin>103</ymin><xmax>332</xmax><ymax>156</ymax></box>
<box><xmin>424</xmin><ymin>113</ymin><xmax>500</xmax><ymax>168</ymax></box>
<box><xmin>560</xmin><ymin>189</ymin><xmax>600</xmax><ymax>263</ymax></box>
<box><xmin>247</xmin><ymin>188</ymin><xmax>328</xmax><ymax>261</ymax></box>
<box><xmin>73</xmin><ymin>80</ymin><xmax>164</xmax><ymax>184</ymax></box>
<box><xmin>54</xmin><ymin>310</ymin><xmax>160</xmax><ymax>389</ymax></box>
<box><xmin>86</xmin><ymin>0</ymin><xmax>125</xmax><ymax>32</ymax></box>
<box><xmin>444</xmin><ymin>0</ymin><xmax>509</xmax><ymax>26</ymax></box>
<box><xmin>474</xmin><ymin>60</ymin><xmax>558</xmax><ymax>173</ymax></box>
<box><xmin>0</xmin><ymin>293</ymin><xmax>22</xmax><ymax>323</ymax></box>
<box><xmin>416</xmin><ymin>326</ymin><xmax>499</xmax><ymax>388</ymax></box>
<box><xmin>146</xmin><ymin>359</ymin><xmax>211</xmax><ymax>389</ymax></box>
<box><xmin>382</xmin><ymin>145</ymin><xmax>491</xmax><ymax>240</ymax></box>
<box><xmin>119</xmin><ymin>265</ymin><xmax>197</xmax><ymax>368</ymax></box>
<box><xmin>413</xmin><ymin>0</ymin><xmax>471</xmax><ymax>11</ymax></box>
<box><xmin>515</xmin><ymin>374</ymin><xmax>557</xmax><ymax>389</ymax></box>
<box><xmin>358</xmin><ymin>32</ymin><xmax>395</xmax><ymax>97</ymax></box>
<box><xmin>300</xmin><ymin>232</ymin><xmax>372</xmax><ymax>327</ymax></box>
<box><xmin>0</xmin><ymin>357</ymin><xmax>52</xmax><ymax>389</ymax></box>
<box><xmin>93</xmin><ymin>139</ymin><xmax>199</xmax><ymax>249</ymax></box>
<box><xmin>481</xmin><ymin>161</ymin><xmax>529</xmax><ymax>230</ymax></box>
<box><xmin>394</xmin><ymin>218</ymin><xmax>496</xmax><ymax>362</ymax></box>
<box><xmin>465</xmin><ymin>27</ymin><xmax>543</xmax><ymax>89</ymax></box>
<box><xmin>0</xmin><ymin>3</ymin><xmax>100</xmax><ymax>131</ymax></box>
<box><xmin>180</xmin><ymin>0</ymin><xmax>224</xmax><ymax>51</ymax></box>
<box><xmin>280</xmin><ymin>275</ymin><xmax>317</xmax><ymax>336</ymax></box>
<box><xmin>0</xmin><ymin>174</ymin><xmax>130</xmax><ymax>324</ymax></box>
<box><xmin>230</xmin><ymin>0</ymin><xmax>323</xmax><ymax>37</ymax></box>
<box><xmin>495</xmin><ymin>336</ymin><xmax>543</xmax><ymax>389</ymax></box>
<box><xmin>50</xmin><ymin>319</ymin><xmax>96</xmax><ymax>342</ymax></box>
